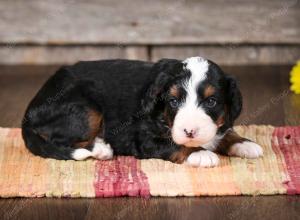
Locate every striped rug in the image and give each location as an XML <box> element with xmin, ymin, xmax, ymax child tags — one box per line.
<box><xmin>0</xmin><ymin>125</ymin><xmax>299</xmax><ymax>198</ymax></box>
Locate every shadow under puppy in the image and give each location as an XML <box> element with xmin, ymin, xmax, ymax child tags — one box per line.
<box><xmin>22</xmin><ymin>57</ymin><xmax>263</xmax><ymax>167</ymax></box>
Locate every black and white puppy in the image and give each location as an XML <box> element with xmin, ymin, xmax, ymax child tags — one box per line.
<box><xmin>22</xmin><ymin>57</ymin><xmax>263</xmax><ymax>167</ymax></box>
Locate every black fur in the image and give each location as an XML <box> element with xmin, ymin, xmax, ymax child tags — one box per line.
<box><xmin>22</xmin><ymin>58</ymin><xmax>242</xmax><ymax>161</ymax></box>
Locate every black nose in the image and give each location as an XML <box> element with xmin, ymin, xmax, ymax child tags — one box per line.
<box><xmin>184</xmin><ymin>129</ymin><xmax>195</xmax><ymax>138</ymax></box>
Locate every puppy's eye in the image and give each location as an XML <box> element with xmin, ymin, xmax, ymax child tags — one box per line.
<box><xmin>169</xmin><ymin>98</ymin><xmax>179</xmax><ymax>108</ymax></box>
<box><xmin>206</xmin><ymin>97</ymin><xmax>217</xmax><ymax>108</ymax></box>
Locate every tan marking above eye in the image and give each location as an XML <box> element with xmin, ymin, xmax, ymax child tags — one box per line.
<box><xmin>204</xmin><ymin>85</ymin><xmax>215</xmax><ymax>98</ymax></box>
<box><xmin>170</xmin><ymin>85</ymin><xmax>179</xmax><ymax>98</ymax></box>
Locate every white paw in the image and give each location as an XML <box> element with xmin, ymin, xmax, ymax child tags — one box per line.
<box><xmin>72</xmin><ymin>149</ymin><xmax>93</xmax><ymax>160</ymax></box>
<box><xmin>228</xmin><ymin>141</ymin><xmax>263</xmax><ymax>159</ymax></box>
<box><xmin>185</xmin><ymin>150</ymin><xmax>220</xmax><ymax>168</ymax></box>
<box><xmin>92</xmin><ymin>138</ymin><xmax>113</xmax><ymax>160</ymax></box>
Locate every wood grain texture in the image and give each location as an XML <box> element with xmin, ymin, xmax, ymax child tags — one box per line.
<box><xmin>0</xmin><ymin>46</ymin><xmax>128</xmax><ymax>65</ymax></box>
<box><xmin>0</xmin><ymin>0</ymin><xmax>299</xmax><ymax>45</ymax></box>
<box><xmin>151</xmin><ymin>45</ymin><xmax>300</xmax><ymax>65</ymax></box>
<box><xmin>2</xmin><ymin>45</ymin><xmax>300</xmax><ymax>65</ymax></box>
<box><xmin>0</xmin><ymin>65</ymin><xmax>300</xmax><ymax>219</ymax></box>
<box><xmin>0</xmin><ymin>197</ymin><xmax>299</xmax><ymax>220</ymax></box>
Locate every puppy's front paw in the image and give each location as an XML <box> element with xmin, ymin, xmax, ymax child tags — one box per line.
<box><xmin>185</xmin><ymin>150</ymin><xmax>220</xmax><ymax>168</ymax></box>
<box><xmin>228</xmin><ymin>141</ymin><xmax>263</xmax><ymax>159</ymax></box>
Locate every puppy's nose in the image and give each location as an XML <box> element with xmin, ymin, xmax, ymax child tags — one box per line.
<box><xmin>183</xmin><ymin>128</ymin><xmax>197</xmax><ymax>138</ymax></box>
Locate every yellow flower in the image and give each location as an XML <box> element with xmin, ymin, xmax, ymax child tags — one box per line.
<box><xmin>290</xmin><ymin>61</ymin><xmax>300</xmax><ymax>94</ymax></box>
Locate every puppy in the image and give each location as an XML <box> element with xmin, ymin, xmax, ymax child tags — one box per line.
<box><xmin>22</xmin><ymin>57</ymin><xmax>263</xmax><ymax>167</ymax></box>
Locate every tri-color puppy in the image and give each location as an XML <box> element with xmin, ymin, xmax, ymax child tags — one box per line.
<box><xmin>22</xmin><ymin>57</ymin><xmax>263</xmax><ymax>167</ymax></box>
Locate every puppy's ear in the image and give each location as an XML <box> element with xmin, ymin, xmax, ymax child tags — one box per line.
<box><xmin>225</xmin><ymin>76</ymin><xmax>242</xmax><ymax>124</ymax></box>
<box><xmin>141</xmin><ymin>59</ymin><xmax>182</xmax><ymax>113</ymax></box>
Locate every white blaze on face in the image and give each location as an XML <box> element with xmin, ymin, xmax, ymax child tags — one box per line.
<box><xmin>171</xmin><ymin>57</ymin><xmax>218</xmax><ymax>148</ymax></box>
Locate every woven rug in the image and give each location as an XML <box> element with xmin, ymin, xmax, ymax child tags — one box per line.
<box><xmin>0</xmin><ymin>125</ymin><xmax>299</xmax><ymax>198</ymax></box>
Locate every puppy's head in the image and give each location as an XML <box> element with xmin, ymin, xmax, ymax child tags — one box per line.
<box><xmin>142</xmin><ymin>57</ymin><xmax>242</xmax><ymax>148</ymax></box>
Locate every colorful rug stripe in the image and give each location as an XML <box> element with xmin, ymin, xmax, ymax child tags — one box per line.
<box><xmin>272</xmin><ymin>126</ymin><xmax>300</xmax><ymax>194</ymax></box>
<box><xmin>94</xmin><ymin>157</ymin><xmax>150</xmax><ymax>197</ymax></box>
<box><xmin>0</xmin><ymin>125</ymin><xmax>299</xmax><ymax>198</ymax></box>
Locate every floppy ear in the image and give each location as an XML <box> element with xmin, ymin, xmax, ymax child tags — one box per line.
<box><xmin>225</xmin><ymin>76</ymin><xmax>243</xmax><ymax>124</ymax></box>
<box><xmin>141</xmin><ymin>59</ymin><xmax>183</xmax><ymax>113</ymax></box>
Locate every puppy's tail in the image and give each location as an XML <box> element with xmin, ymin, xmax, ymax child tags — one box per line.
<box><xmin>22</xmin><ymin>126</ymin><xmax>92</xmax><ymax>160</ymax></box>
